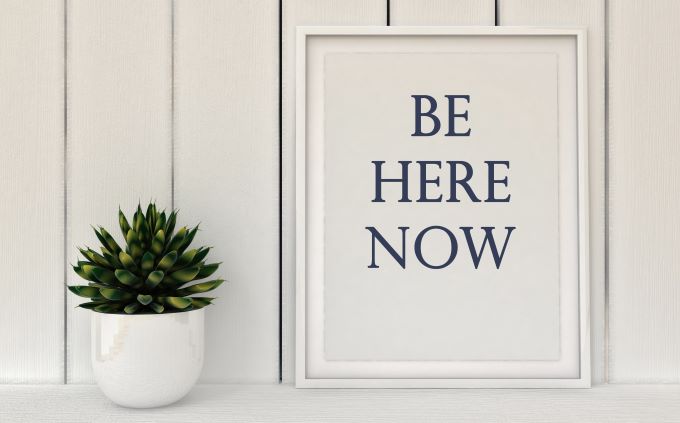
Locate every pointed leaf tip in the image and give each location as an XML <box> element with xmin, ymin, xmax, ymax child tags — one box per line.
<box><xmin>175</xmin><ymin>279</ymin><xmax>224</xmax><ymax>296</ymax></box>
<box><xmin>159</xmin><ymin>296</ymin><xmax>192</xmax><ymax>310</ymax></box>
<box><xmin>68</xmin><ymin>285</ymin><xmax>100</xmax><ymax>298</ymax></box>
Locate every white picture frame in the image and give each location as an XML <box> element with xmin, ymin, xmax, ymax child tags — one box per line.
<box><xmin>296</xmin><ymin>26</ymin><xmax>590</xmax><ymax>388</ymax></box>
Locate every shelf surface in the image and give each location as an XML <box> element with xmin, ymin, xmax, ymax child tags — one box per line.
<box><xmin>1</xmin><ymin>384</ymin><xmax>679</xmax><ymax>422</ymax></box>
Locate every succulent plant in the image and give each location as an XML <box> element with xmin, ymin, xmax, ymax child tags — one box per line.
<box><xmin>68</xmin><ymin>202</ymin><xmax>222</xmax><ymax>314</ymax></box>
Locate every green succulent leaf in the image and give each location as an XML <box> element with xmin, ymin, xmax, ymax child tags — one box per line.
<box><xmin>148</xmin><ymin>302</ymin><xmax>164</xmax><ymax>313</ymax></box>
<box><xmin>190</xmin><ymin>297</ymin><xmax>215</xmax><ymax>309</ymax></box>
<box><xmin>99</xmin><ymin>288</ymin><xmax>134</xmax><ymax>301</ymax></box>
<box><xmin>99</xmin><ymin>227</ymin><xmax>122</xmax><ymax>255</ymax></box>
<box><xmin>133</xmin><ymin>205</ymin><xmax>144</xmax><ymax>233</ymax></box>
<box><xmin>195</xmin><ymin>263</ymin><xmax>220</xmax><ymax>280</ymax></box>
<box><xmin>118</xmin><ymin>208</ymin><xmax>131</xmax><ymax>237</ymax></box>
<box><xmin>141</xmin><ymin>251</ymin><xmax>155</xmax><ymax>271</ymax></box>
<box><xmin>173</xmin><ymin>249</ymin><xmax>197</xmax><ymax>270</ymax></box>
<box><xmin>73</xmin><ymin>264</ymin><xmax>96</xmax><ymax>282</ymax></box>
<box><xmin>114</xmin><ymin>269</ymin><xmax>140</xmax><ymax>287</ymax></box>
<box><xmin>154</xmin><ymin>212</ymin><xmax>166</xmax><ymax>234</ymax></box>
<box><xmin>150</xmin><ymin>230</ymin><xmax>165</xmax><ymax>255</ymax></box>
<box><xmin>80</xmin><ymin>248</ymin><xmax>111</xmax><ymax>268</ymax></box>
<box><xmin>92</xmin><ymin>227</ymin><xmax>110</xmax><ymax>252</ymax></box>
<box><xmin>126</xmin><ymin>229</ymin><xmax>144</xmax><ymax>260</ymax></box>
<box><xmin>129</xmin><ymin>243</ymin><xmax>144</xmax><ymax>260</ymax></box>
<box><xmin>137</xmin><ymin>294</ymin><xmax>153</xmax><ymax>305</ymax></box>
<box><xmin>146</xmin><ymin>203</ymin><xmax>156</xmax><ymax>229</ymax></box>
<box><xmin>138</xmin><ymin>218</ymin><xmax>151</xmax><ymax>244</ymax></box>
<box><xmin>125</xmin><ymin>229</ymin><xmax>139</xmax><ymax>245</ymax></box>
<box><xmin>159</xmin><ymin>296</ymin><xmax>192</xmax><ymax>310</ymax></box>
<box><xmin>101</xmin><ymin>249</ymin><xmax>122</xmax><ymax>267</ymax></box>
<box><xmin>177</xmin><ymin>226</ymin><xmax>199</xmax><ymax>254</ymax></box>
<box><xmin>145</xmin><ymin>270</ymin><xmax>165</xmax><ymax>290</ymax></box>
<box><xmin>93</xmin><ymin>303</ymin><xmax>124</xmax><ymax>313</ymax></box>
<box><xmin>118</xmin><ymin>251</ymin><xmax>137</xmax><ymax>271</ymax></box>
<box><xmin>166</xmin><ymin>226</ymin><xmax>187</xmax><ymax>252</ymax></box>
<box><xmin>124</xmin><ymin>302</ymin><xmax>140</xmax><ymax>314</ymax></box>
<box><xmin>87</xmin><ymin>266</ymin><xmax>116</xmax><ymax>285</ymax></box>
<box><xmin>77</xmin><ymin>301</ymin><xmax>107</xmax><ymax>310</ymax></box>
<box><xmin>169</xmin><ymin>266</ymin><xmax>201</xmax><ymax>283</ymax></box>
<box><xmin>190</xmin><ymin>247</ymin><xmax>211</xmax><ymax>266</ymax></box>
<box><xmin>157</xmin><ymin>251</ymin><xmax>178</xmax><ymax>271</ymax></box>
<box><xmin>176</xmin><ymin>279</ymin><xmax>224</xmax><ymax>296</ymax></box>
<box><xmin>165</xmin><ymin>211</ymin><xmax>177</xmax><ymax>238</ymax></box>
<box><xmin>79</xmin><ymin>248</ymin><xmax>94</xmax><ymax>261</ymax></box>
<box><xmin>159</xmin><ymin>275</ymin><xmax>178</xmax><ymax>288</ymax></box>
<box><xmin>68</xmin><ymin>285</ymin><xmax>100</xmax><ymax>298</ymax></box>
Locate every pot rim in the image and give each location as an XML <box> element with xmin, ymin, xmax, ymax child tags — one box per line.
<box><xmin>90</xmin><ymin>307</ymin><xmax>206</xmax><ymax>317</ymax></box>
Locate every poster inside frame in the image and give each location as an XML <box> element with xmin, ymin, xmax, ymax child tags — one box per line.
<box><xmin>296</xmin><ymin>26</ymin><xmax>590</xmax><ymax>388</ymax></box>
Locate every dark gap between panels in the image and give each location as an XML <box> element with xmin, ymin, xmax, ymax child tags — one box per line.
<box><xmin>63</xmin><ymin>0</ymin><xmax>69</xmax><ymax>385</ymax></box>
<box><xmin>278</xmin><ymin>0</ymin><xmax>284</xmax><ymax>384</ymax></box>
<box><xmin>495</xmin><ymin>0</ymin><xmax>499</xmax><ymax>26</ymax></box>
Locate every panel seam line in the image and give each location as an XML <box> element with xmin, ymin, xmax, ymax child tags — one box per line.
<box><xmin>171</xmin><ymin>0</ymin><xmax>176</xmax><ymax>210</ymax></box>
<box><xmin>278</xmin><ymin>0</ymin><xmax>284</xmax><ymax>384</ymax></box>
<box><xmin>63</xmin><ymin>0</ymin><xmax>68</xmax><ymax>385</ymax></box>
<box><xmin>603</xmin><ymin>0</ymin><xmax>610</xmax><ymax>384</ymax></box>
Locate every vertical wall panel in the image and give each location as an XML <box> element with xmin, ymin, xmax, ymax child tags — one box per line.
<box><xmin>66</xmin><ymin>0</ymin><xmax>172</xmax><ymax>382</ymax></box>
<box><xmin>0</xmin><ymin>0</ymin><xmax>64</xmax><ymax>383</ymax></box>
<box><xmin>608</xmin><ymin>0</ymin><xmax>680</xmax><ymax>382</ymax></box>
<box><xmin>282</xmin><ymin>0</ymin><xmax>386</xmax><ymax>382</ymax></box>
<box><xmin>500</xmin><ymin>0</ymin><xmax>607</xmax><ymax>384</ymax></box>
<box><xmin>174</xmin><ymin>0</ymin><xmax>279</xmax><ymax>382</ymax></box>
<box><xmin>391</xmin><ymin>0</ymin><xmax>494</xmax><ymax>25</ymax></box>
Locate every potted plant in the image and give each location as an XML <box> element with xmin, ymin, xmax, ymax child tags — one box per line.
<box><xmin>68</xmin><ymin>202</ymin><xmax>223</xmax><ymax>408</ymax></box>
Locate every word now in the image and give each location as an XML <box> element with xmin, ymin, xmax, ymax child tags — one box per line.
<box><xmin>372</xmin><ymin>160</ymin><xmax>511</xmax><ymax>203</ymax></box>
<box><xmin>366</xmin><ymin>225</ymin><xmax>516</xmax><ymax>270</ymax></box>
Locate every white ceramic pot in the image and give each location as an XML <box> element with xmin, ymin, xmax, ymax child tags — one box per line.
<box><xmin>91</xmin><ymin>309</ymin><xmax>204</xmax><ymax>408</ymax></box>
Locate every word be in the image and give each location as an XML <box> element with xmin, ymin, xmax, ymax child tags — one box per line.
<box><xmin>411</xmin><ymin>94</ymin><xmax>471</xmax><ymax>137</ymax></box>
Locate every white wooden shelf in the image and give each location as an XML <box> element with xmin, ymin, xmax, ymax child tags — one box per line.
<box><xmin>1</xmin><ymin>384</ymin><xmax>679</xmax><ymax>422</ymax></box>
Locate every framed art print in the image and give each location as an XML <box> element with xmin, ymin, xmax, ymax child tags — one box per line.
<box><xmin>296</xmin><ymin>27</ymin><xmax>590</xmax><ymax>388</ymax></box>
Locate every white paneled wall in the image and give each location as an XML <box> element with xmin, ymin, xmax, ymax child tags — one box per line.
<box><xmin>0</xmin><ymin>0</ymin><xmax>64</xmax><ymax>383</ymax></box>
<box><xmin>390</xmin><ymin>0</ymin><xmax>494</xmax><ymax>25</ymax></box>
<box><xmin>608</xmin><ymin>0</ymin><xmax>680</xmax><ymax>383</ymax></box>
<box><xmin>0</xmin><ymin>0</ymin><xmax>678</xmax><ymax>384</ymax></box>
<box><xmin>174</xmin><ymin>0</ymin><xmax>279</xmax><ymax>383</ymax></box>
